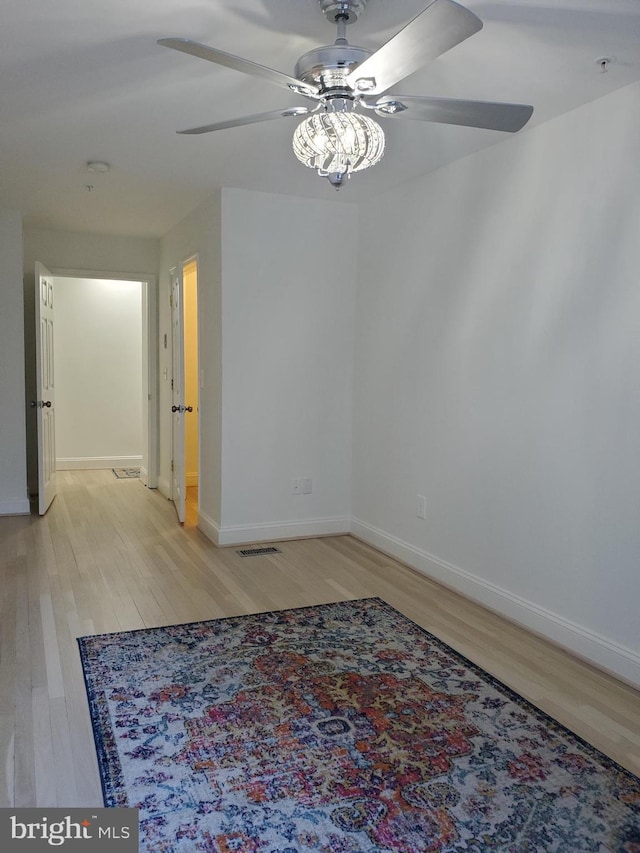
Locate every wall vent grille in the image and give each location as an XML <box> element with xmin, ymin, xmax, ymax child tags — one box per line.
<box><xmin>236</xmin><ymin>546</ymin><xmax>281</xmax><ymax>557</ymax></box>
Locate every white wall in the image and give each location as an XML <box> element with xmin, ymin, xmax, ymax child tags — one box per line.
<box><xmin>23</xmin><ymin>228</ymin><xmax>159</xmax><ymax>276</ymax></box>
<box><xmin>23</xmin><ymin>227</ymin><xmax>159</xmax><ymax>493</ymax></box>
<box><xmin>53</xmin><ymin>277</ymin><xmax>143</xmax><ymax>469</ymax></box>
<box><xmin>0</xmin><ymin>206</ymin><xmax>29</xmax><ymax>514</ymax></box>
<box><xmin>352</xmin><ymin>80</ymin><xmax>640</xmax><ymax>685</ymax></box>
<box><xmin>218</xmin><ymin>188</ymin><xmax>357</xmax><ymax>544</ymax></box>
<box><xmin>159</xmin><ymin>188</ymin><xmax>357</xmax><ymax>545</ymax></box>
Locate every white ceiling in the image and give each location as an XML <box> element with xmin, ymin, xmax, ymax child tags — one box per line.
<box><xmin>1</xmin><ymin>0</ymin><xmax>639</xmax><ymax>237</ymax></box>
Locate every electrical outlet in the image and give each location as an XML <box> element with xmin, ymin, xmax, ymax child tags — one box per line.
<box><xmin>417</xmin><ymin>495</ymin><xmax>427</xmax><ymax>520</ymax></box>
<box><xmin>291</xmin><ymin>478</ymin><xmax>302</xmax><ymax>495</ymax></box>
<box><xmin>302</xmin><ymin>478</ymin><xmax>312</xmax><ymax>494</ymax></box>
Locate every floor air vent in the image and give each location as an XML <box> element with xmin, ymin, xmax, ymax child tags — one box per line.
<box><xmin>236</xmin><ymin>546</ymin><xmax>281</xmax><ymax>557</ymax></box>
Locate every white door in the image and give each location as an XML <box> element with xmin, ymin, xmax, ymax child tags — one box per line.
<box><xmin>171</xmin><ymin>267</ymin><xmax>186</xmax><ymax>523</ymax></box>
<box><xmin>34</xmin><ymin>262</ymin><xmax>57</xmax><ymax>514</ymax></box>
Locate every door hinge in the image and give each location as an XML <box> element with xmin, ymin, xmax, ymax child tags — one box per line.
<box><xmin>171</xmin><ymin>460</ymin><xmax>174</xmax><ymax>472</ymax></box>
<box><xmin>169</xmin><ymin>293</ymin><xmax>173</xmax><ymax>308</ymax></box>
<box><xmin>171</xmin><ymin>378</ymin><xmax>174</xmax><ymax>390</ymax></box>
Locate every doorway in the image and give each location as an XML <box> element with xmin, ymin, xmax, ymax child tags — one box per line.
<box><xmin>33</xmin><ymin>266</ymin><xmax>159</xmax><ymax>501</ymax></box>
<box><xmin>52</xmin><ymin>276</ymin><xmax>144</xmax><ymax>474</ymax></box>
<box><xmin>181</xmin><ymin>258</ymin><xmax>199</xmax><ymax>525</ymax></box>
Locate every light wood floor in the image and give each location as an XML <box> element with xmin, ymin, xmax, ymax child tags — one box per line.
<box><xmin>185</xmin><ymin>484</ymin><xmax>198</xmax><ymax>527</ymax></box>
<box><xmin>1</xmin><ymin>470</ymin><xmax>638</xmax><ymax>808</ymax></box>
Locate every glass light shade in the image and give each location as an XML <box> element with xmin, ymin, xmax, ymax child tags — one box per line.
<box><xmin>292</xmin><ymin>111</ymin><xmax>385</xmax><ymax>176</ymax></box>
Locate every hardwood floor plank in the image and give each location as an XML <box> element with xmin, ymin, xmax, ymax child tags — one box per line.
<box><xmin>39</xmin><ymin>593</ymin><xmax>66</xmax><ymax>700</ymax></box>
<box><xmin>31</xmin><ymin>687</ymin><xmax>56</xmax><ymax>807</ymax></box>
<box><xmin>0</xmin><ymin>549</ymin><xmax>17</xmax><ymax>808</ymax></box>
<box><xmin>13</xmin><ymin>561</ymin><xmax>35</xmax><ymax>808</ymax></box>
<box><xmin>50</xmin><ymin>697</ymin><xmax>79</xmax><ymax>806</ymax></box>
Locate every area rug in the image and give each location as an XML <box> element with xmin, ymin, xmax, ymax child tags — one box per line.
<box><xmin>78</xmin><ymin>598</ymin><xmax>639</xmax><ymax>852</ymax></box>
<box><xmin>112</xmin><ymin>467</ymin><xmax>141</xmax><ymax>479</ymax></box>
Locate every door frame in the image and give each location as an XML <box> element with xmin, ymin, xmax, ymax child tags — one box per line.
<box><xmin>180</xmin><ymin>254</ymin><xmax>200</xmax><ymax>521</ymax></box>
<box><xmin>170</xmin><ymin>254</ymin><xmax>200</xmax><ymax>520</ymax></box>
<box><xmin>170</xmin><ymin>264</ymin><xmax>186</xmax><ymax>522</ymax></box>
<box><xmin>50</xmin><ymin>267</ymin><xmax>159</xmax><ymax>488</ymax></box>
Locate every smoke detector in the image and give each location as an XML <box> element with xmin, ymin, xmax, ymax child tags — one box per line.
<box><xmin>86</xmin><ymin>161</ymin><xmax>111</xmax><ymax>173</ymax></box>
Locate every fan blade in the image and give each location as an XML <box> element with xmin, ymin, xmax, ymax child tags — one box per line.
<box><xmin>177</xmin><ymin>107</ymin><xmax>313</xmax><ymax>135</ymax></box>
<box><xmin>372</xmin><ymin>95</ymin><xmax>533</xmax><ymax>132</ymax></box>
<box><xmin>346</xmin><ymin>0</ymin><xmax>482</xmax><ymax>96</ymax></box>
<box><xmin>158</xmin><ymin>38</ymin><xmax>319</xmax><ymax>96</ymax></box>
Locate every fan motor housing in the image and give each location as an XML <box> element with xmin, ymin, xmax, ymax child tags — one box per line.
<box><xmin>295</xmin><ymin>44</ymin><xmax>372</xmax><ymax>94</ymax></box>
<box><xmin>319</xmin><ymin>0</ymin><xmax>367</xmax><ymax>24</ymax></box>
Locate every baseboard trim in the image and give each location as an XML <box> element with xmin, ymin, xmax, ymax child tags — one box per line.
<box><xmin>0</xmin><ymin>497</ymin><xmax>31</xmax><ymax>516</ymax></box>
<box><xmin>215</xmin><ymin>516</ymin><xmax>351</xmax><ymax>548</ymax></box>
<box><xmin>185</xmin><ymin>472</ymin><xmax>198</xmax><ymax>487</ymax></box>
<box><xmin>57</xmin><ymin>456</ymin><xmax>143</xmax><ymax>471</ymax></box>
<box><xmin>350</xmin><ymin>518</ymin><xmax>640</xmax><ymax>688</ymax></box>
<box><xmin>197</xmin><ymin>510</ymin><xmax>220</xmax><ymax>546</ymax></box>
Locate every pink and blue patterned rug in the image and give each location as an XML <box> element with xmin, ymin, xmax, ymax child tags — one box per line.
<box><xmin>78</xmin><ymin>598</ymin><xmax>639</xmax><ymax>852</ymax></box>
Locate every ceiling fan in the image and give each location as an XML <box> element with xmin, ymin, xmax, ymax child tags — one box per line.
<box><xmin>159</xmin><ymin>0</ymin><xmax>533</xmax><ymax>189</ymax></box>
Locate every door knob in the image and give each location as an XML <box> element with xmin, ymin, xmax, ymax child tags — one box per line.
<box><xmin>185</xmin><ymin>406</ymin><xmax>193</xmax><ymax>413</ymax></box>
<box><xmin>171</xmin><ymin>405</ymin><xmax>180</xmax><ymax>413</ymax></box>
<box><xmin>44</xmin><ymin>401</ymin><xmax>52</xmax><ymax>407</ymax></box>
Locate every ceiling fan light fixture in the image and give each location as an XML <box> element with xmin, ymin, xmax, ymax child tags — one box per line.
<box><xmin>160</xmin><ymin>0</ymin><xmax>534</xmax><ymax>182</ymax></box>
<box><xmin>292</xmin><ymin>111</ymin><xmax>384</xmax><ymax>186</ymax></box>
